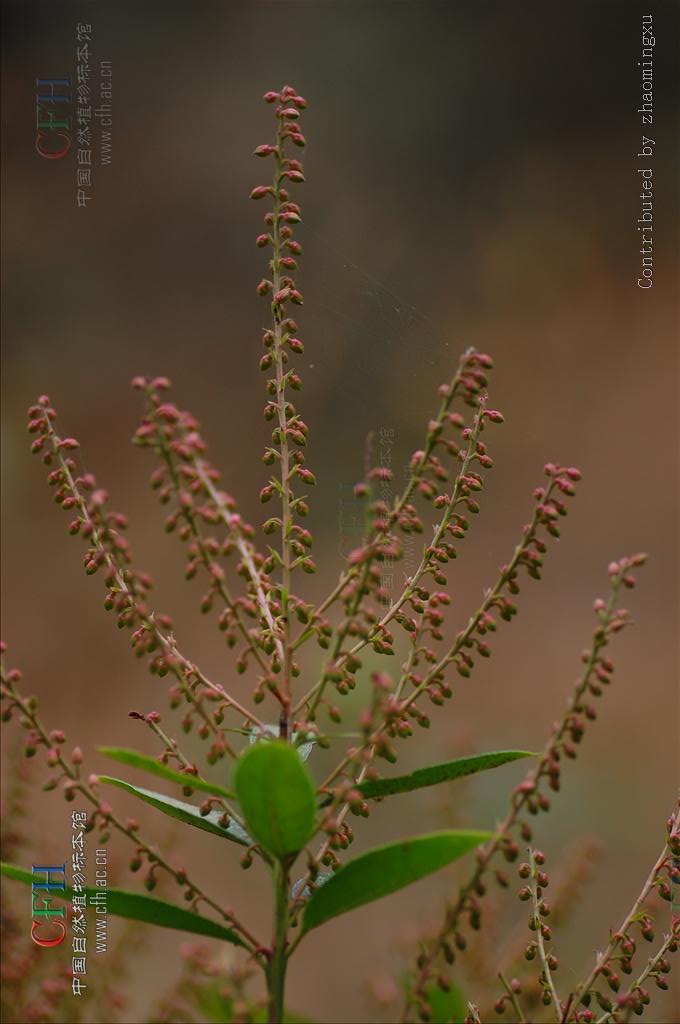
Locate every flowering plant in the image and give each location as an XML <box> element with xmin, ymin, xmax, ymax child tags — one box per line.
<box><xmin>1</xmin><ymin>86</ymin><xmax>677</xmax><ymax>1024</ymax></box>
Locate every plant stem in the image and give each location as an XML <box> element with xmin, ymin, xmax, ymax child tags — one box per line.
<box><xmin>401</xmin><ymin>567</ymin><xmax>632</xmax><ymax>1022</ymax></box>
<box><xmin>498</xmin><ymin>972</ymin><xmax>527</xmax><ymax>1023</ymax></box>
<box><xmin>529</xmin><ymin>851</ymin><xmax>562</xmax><ymax>1021</ymax></box>
<box><xmin>565</xmin><ymin>811</ymin><xmax>678</xmax><ymax>1020</ymax></box>
<box><xmin>268</xmin><ymin>861</ymin><xmax>290</xmax><ymax>1024</ymax></box>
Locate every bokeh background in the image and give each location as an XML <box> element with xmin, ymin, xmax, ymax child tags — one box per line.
<box><xmin>2</xmin><ymin>1</ymin><xmax>678</xmax><ymax>1021</ymax></box>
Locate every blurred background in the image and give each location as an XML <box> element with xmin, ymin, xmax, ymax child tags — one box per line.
<box><xmin>2</xmin><ymin>1</ymin><xmax>678</xmax><ymax>1021</ymax></box>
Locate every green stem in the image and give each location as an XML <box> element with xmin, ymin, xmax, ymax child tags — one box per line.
<box><xmin>268</xmin><ymin>862</ymin><xmax>290</xmax><ymax>1024</ymax></box>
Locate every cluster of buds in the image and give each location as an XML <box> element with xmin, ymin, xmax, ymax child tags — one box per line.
<box><xmin>132</xmin><ymin>376</ymin><xmax>270</xmax><ymax>676</ymax></box>
<box><xmin>302</xmin><ymin>459</ymin><xmax>589</xmax><ymax>888</ymax></box>
<box><xmin>252</xmin><ymin>87</ymin><xmax>315</xmax><ymax>566</ymax></box>
<box><xmin>569</xmin><ymin>810</ymin><xmax>679</xmax><ymax>1021</ymax></box>
<box><xmin>1</xmin><ymin>644</ymin><xmax>100</xmax><ymax>814</ymax></box>
<box><xmin>518</xmin><ymin>850</ymin><xmax>561</xmax><ymax>1011</ymax></box>
<box><xmin>433</xmin><ymin>462</ymin><xmax>581</xmax><ymax>685</ymax></box>
<box><xmin>27</xmin><ymin>395</ymin><xmax>172</xmax><ymax>644</ymax></box>
<box><xmin>28</xmin><ymin>395</ymin><xmax>258</xmax><ymax>762</ymax></box>
<box><xmin>401</xmin><ymin>556</ymin><xmax>649</xmax><ymax>1022</ymax></box>
<box><xmin>251</xmin><ymin>85</ymin><xmax>317</xmax><ymax>731</ymax></box>
<box><xmin>508</xmin><ymin>552</ymin><xmax>647</xmax><ymax>822</ymax></box>
<box><xmin>299</xmin><ymin>366</ymin><xmax>502</xmax><ymax>726</ymax></box>
<box><xmin>344</xmin><ymin>354</ymin><xmax>497</xmax><ymax>597</ymax></box>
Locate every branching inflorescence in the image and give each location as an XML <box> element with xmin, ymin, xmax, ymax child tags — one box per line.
<box><xmin>2</xmin><ymin>86</ymin><xmax>677</xmax><ymax>1024</ymax></box>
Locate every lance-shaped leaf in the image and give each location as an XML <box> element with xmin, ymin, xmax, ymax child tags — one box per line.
<box><xmin>233</xmin><ymin>740</ymin><xmax>315</xmax><ymax>860</ymax></box>
<box><xmin>0</xmin><ymin>862</ymin><xmax>245</xmax><ymax>946</ymax></box>
<box><xmin>98</xmin><ymin>745</ymin><xmax>236</xmax><ymax>800</ymax></box>
<box><xmin>301</xmin><ymin>830</ymin><xmax>490</xmax><ymax>935</ymax></box>
<box><xmin>98</xmin><ymin>776</ymin><xmax>252</xmax><ymax>846</ymax></box>
<box><xmin>358</xmin><ymin>750</ymin><xmax>536</xmax><ymax>800</ymax></box>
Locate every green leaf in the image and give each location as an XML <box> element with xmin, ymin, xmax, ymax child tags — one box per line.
<box><xmin>358</xmin><ymin>750</ymin><xmax>536</xmax><ymax>800</ymax></box>
<box><xmin>98</xmin><ymin>745</ymin><xmax>236</xmax><ymax>800</ymax></box>
<box><xmin>425</xmin><ymin>982</ymin><xmax>468</xmax><ymax>1024</ymax></box>
<box><xmin>98</xmin><ymin>777</ymin><xmax>252</xmax><ymax>847</ymax></box>
<box><xmin>233</xmin><ymin>741</ymin><xmax>315</xmax><ymax>860</ymax></box>
<box><xmin>301</xmin><ymin>830</ymin><xmax>490</xmax><ymax>935</ymax></box>
<box><xmin>0</xmin><ymin>862</ymin><xmax>245</xmax><ymax>946</ymax></box>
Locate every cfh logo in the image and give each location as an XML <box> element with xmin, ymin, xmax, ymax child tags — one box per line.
<box><xmin>35</xmin><ymin>77</ymin><xmax>72</xmax><ymax>160</ymax></box>
<box><xmin>31</xmin><ymin>864</ymin><xmax>67</xmax><ymax>947</ymax></box>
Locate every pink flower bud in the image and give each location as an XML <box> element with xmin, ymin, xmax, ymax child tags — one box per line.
<box><xmin>156</xmin><ymin>403</ymin><xmax>180</xmax><ymax>422</ymax></box>
<box><xmin>250</xmin><ymin>185</ymin><xmax>273</xmax><ymax>200</ymax></box>
<box><xmin>263</xmin><ymin>91</ymin><xmax>280</xmax><ymax>103</ymax></box>
<box><xmin>254</xmin><ymin>144</ymin><xmax>276</xmax><ymax>157</ymax></box>
<box><xmin>256</xmin><ymin>233</ymin><xmax>270</xmax><ymax>248</ymax></box>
